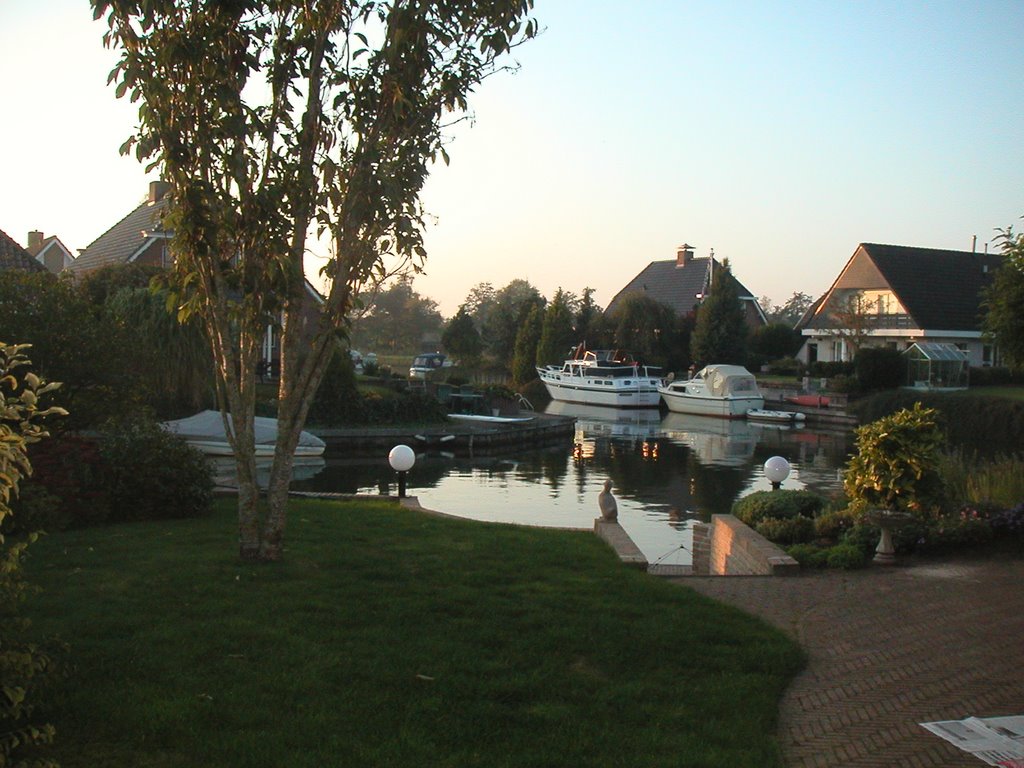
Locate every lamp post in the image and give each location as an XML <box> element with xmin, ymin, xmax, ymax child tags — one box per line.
<box><xmin>388</xmin><ymin>444</ymin><xmax>416</xmax><ymax>498</ymax></box>
<box><xmin>764</xmin><ymin>456</ymin><xmax>791</xmax><ymax>491</ymax></box>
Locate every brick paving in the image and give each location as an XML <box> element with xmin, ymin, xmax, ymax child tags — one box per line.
<box><xmin>675</xmin><ymin>555</ymin><xmax>1024</xmax><ymax>768</ymax></box>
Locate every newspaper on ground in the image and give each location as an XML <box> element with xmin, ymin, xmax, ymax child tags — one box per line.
<box><xmin>921</xmin><ymin>715</ymin><xmax>1024</xmax><ymax>767</ymax></box>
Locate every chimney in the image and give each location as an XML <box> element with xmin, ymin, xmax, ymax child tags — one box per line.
<box><xmin>27</xmin><ymin>230</ymin><xmax>44</xmax><ymax>251</ymax></box>
<box><xmin>676</xmin><ymin>243</ymin><xmax>694</xmax><ymax>267</ymax></box>
<box><xmin>149</xmin><ymin>180</ymin><xmax>171</xmax><ymax>204</ymax></box>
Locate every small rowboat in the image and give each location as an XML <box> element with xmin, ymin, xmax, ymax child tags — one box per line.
<box><xmin>747</xmin><ymin>409</ymin><xmax>806</xmax><ymax>424</ymax></box>
<box><xmin>786</xmin><ymin>394</ymin><xmax>830</xmax><ymax>408</ymax></box>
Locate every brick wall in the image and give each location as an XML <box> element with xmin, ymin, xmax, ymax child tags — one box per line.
<box><xmin>704</xmin><ymin>514</ymin><xmax>799</xmax><ymax>576</ymax></box>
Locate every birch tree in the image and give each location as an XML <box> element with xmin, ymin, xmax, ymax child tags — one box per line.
<box><xmin>96</xmin><ymin>0</ymin><xmax>537</xmax><ymax>561</ymax></box>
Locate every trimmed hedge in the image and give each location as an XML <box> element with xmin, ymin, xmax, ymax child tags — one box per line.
<box><xmin>731</xmin><ymin>489</ymin><xmax>825</xmax><ymax>526</ymax></box>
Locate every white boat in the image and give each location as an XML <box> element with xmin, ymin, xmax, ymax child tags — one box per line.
<box><xmin>658</xmin><ymin>364</ymin><xmax>764</xmax><ymax>418</ymax></box>
<box><xmin>537</xmin><ymin>347</ymin><xmax>663</xmax><ymax>408</ymax></box>
<box><xmin>161</xmin><ymin>410</ymin><xmax>326</xmax><ymax>457</ymax></box>
<box><xmin>746</xmin><ymin>409</ymin><xmax>806</xmax><ymax>424</ymax></box>
<box><xmin>447</xmin><ymin>413</ymin><xmax>536</xmax><ymax>424</ymax></box>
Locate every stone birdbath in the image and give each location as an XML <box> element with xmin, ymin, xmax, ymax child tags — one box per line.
<box><xmin>865</xmin><ymin>509</ymin><xmax>915</xmax><ymax>565</ymax></box>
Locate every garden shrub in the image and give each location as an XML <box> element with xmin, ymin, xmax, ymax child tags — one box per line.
<box><xmin>11</xmin><ymin>436</ymin><xmax>110</xmax><ymax>532</ymax></box>
<box><xmin>786</xmin><ymin>543</ymin><xmax>830</xmax><ymax>568</ymax></box>
<box><xmin>813</xmin><ymin>508</ymin><xmax>858</xmax><ymax>541</ymax></box>
<box><xmin>855</xmin><ymin>346</ymin><xmax>906</xmax><ymax>391</ymax></box>
<box><xmin>731</xmin><ymin>489</ymin><xmax>825</xmax><ymax>526</ymax></box>
<box><xmin>98</xmin><ymin>416</ymin><xmax>214</xmax><ymax>523</ymax></box>
<box><xmin>843</xmin><ymin>403</ymin><xmax>946</xmax><ymax>513</ymax></box>
<box><xmin>827</xmin><ymin>373</ymin><xmax>859</xmax><ymax>394</ymax></box>
<box><xmin>808</xmin><ymin>360</ymin><xmax>855</xmax><ymax>379</ymax></box>
<box><xmin>825</xmin><ymin>543</ymin><xmax>869</xmax><ymax>570</ymax></box>
<box><xmin>1</xmin><ymin>342</ymin><xmax>65</xmax><ymax>766</ymax></box>
<box><xmin>755</xmin><ymin>515</ymin><xmax>815</xmax><ymax>544</ymax></box>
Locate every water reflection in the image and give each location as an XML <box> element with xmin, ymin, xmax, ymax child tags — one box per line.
<box><xmin>291</xmin><ymin>403</ymin><xmax>855</xmax><ymax>565</ymax></box>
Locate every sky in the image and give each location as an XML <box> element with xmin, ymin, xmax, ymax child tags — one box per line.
<box><xmin>2</xmin><ymin>1</ymin><xmax>1024</xmax><ymax>317</ymax></box>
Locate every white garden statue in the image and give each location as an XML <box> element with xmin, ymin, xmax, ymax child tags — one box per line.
<box><xmin>598</xmin><ymin>479</ymin><xmax>618</xmax><ymax>522</ymax></box>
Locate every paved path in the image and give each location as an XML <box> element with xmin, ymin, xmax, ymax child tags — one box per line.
<box><xmin>676</xmin><ymin>555</ymin><xmax>1024</xmax><ymax>768</ymax></box>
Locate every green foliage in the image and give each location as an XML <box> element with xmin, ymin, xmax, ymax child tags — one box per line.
<box><xmin>8</xmin><ymin>437</ymin><xmax>110</xmax><ymax>534</ymax></box>
<box><xmin>850</xmin><ymin>389</ymin><xmax>1024</xmax><ymax>456</ymax></box>
<box><xmin>77</xmin><ymin>262</ymin><xmax>163</xmax><ymax>307</ymax></box>
<box><xmin>760</xmin><ymin>291</ymin><xmax>813</xmax><ymax>326</ymax></box>
<box><xmin>483</xmin><ymin>280</ymin><xmax>545</xmax><ymax>363</ymax></box>
<box><xmin>844</xmin><ymin>404</ymin><xmax>946</xmax><ymax>512</ymax></box>
<box><xmin>755</xmin><ymin>515</ymin><xmax>815</xmax><ymax>544</ymax></box>
<box><xmin>511</xmin><ymin>304</ymin><xmax>543</xmax><ymax>386</ymax></box>
<box><xmin>749</xmin><ymin>323</ymin><xmax>802</xmax><ymax>361</ymax></box>
<box><xmin>690</xmin><ymin>263</ymin><xmax>748</xmax><ymax>366</ymax></box>
<box><xmin>731</xmin><ymin>489</ymin><xmax>825</xmax><ymax>526</ymax></box>
<box><xmin>104</xmin><ymin>285</ymin><xmax>214</xmax><ymax>417</ymax></box>
<box><xmin>785</xmin><ymin>543</ymin><xmax>831</xmax><ymax>568</ymax></box>
<box><xmin>0</xmin><ymin>270</ymin><xmax>143</xmax><ymax>430</ymax></box>
<box><xmin>968</xmin><ymin>366</ymin><xmax>1024</xmax><ymax>386</ymax></box>
<box><xmin>351</xmin><ymin>277</ymin><xmax>444</xmax><ymax>355</ymax></box>
<box><xmin>855</xmin><ymin>346</ymin><xmax>907</xmax><ymax>391</ymax></box>
<box><xmin>813</xmin><ymin>508</ymin><xmax>858</xmax><ymax>541</ymax></box>
<box><xmin>939</xmin><ymin>449</ymin><xmax>1024</xmax><ymax>509</ymax></box>
<box><xmin>535</xmin><ymin>289</ymin><xmax>577</xmax><ymax>366</ymax></box>
<box><xmin>606</xmin><ymin>294</ymin><xmax>686</xmax><ymax>369</ymax></box>
<box><xmin>97</xmin><ymin>416</ymin><xmax>214</xmax><ymax>523</ymax></box>
<box><xmin>1</xmin><ymin>343</ymin><xmax>66</xmax><ymax>767</ymax></box>
<box><xmin>808</xmin><ymin>360</ymin><xmax>855</xmax><ymax>378</ymax></box>
<box><xmin>983</xmin><ymin>223</ymin><xmax>1024</xmax><ymax>370</ymax></box>
<box><xmin>308</xmin><ymin>356</ymin><xmax>447</xmax><ymax>426</ymax></box>
<box><xmin>440</xmin><ymin>306</ymin><xmax>482</xmax><ymax>365</ymax></box>
<box><xmin>825</xmin><ymin>543</ymin><xmax>869</xmax><ymax>569</ymax></box>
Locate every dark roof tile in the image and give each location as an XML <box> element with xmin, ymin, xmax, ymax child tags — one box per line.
<box><xmin>0</xmin><ymin>228</ymin><xmax>47</xmax><ymax>272</ymax></box>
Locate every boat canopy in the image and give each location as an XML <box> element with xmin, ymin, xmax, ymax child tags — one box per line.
<box><xmin>697</xmin><ymin>365</ymin><xmax>761</xmax><ymax>397</ymax></box>
<box><xmin>162</xmin><ymin>410</ymin><xmax>326</xmax><ymax>452</ymax></box>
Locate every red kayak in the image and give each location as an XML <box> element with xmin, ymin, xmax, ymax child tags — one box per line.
<box><xmin>786</xmin><ymin>394</ymin><xmax>830</xmax><ymax>408</ymax></box>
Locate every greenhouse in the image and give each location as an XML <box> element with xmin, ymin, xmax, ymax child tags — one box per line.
<box><xmin>903</xmin><ymin>342</ymin><xmax>969</xmax><ymax>390</ymax></box>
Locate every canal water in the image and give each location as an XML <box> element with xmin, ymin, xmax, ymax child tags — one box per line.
<box><xmin>290</xmin><ymin>402</ymin><xmax>855</xmax><ymax>568</ymax></box>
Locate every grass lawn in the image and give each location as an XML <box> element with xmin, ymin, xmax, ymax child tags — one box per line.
<box><xmin>961</xmin><ymin>385</ymin><xmax>1024</xmax><ymax>401</ymax></box>
<box><xmin>23</xmin><ymin>499</ymin><xmax>803</xmax><ymax>767</ymax></box>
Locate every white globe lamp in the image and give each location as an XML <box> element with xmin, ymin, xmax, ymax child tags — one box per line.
<box><xmin>764</xmin><ymin>456</ymin><xmax>791</xmax><ymax>491</ymax></box>
<box><xmin>388</xmin><ymin>444</ymin><xmax>416</xmax><ymax>497</ymax></box>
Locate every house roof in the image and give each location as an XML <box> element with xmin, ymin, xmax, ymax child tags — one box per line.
<box><xmin>605</xmin><ymin>256</ymin><xmax>759</xmax><ymax>317</ymax></box>
<box><xmin>802</xmin><ymin>243</ymin><xmax>1002</xmax><ymax>333</ymax></box>
<box><xmin>70</xmin><ymin>195</ymin><xmax>170</xmax><ymax>274</ymax></box>
<box><xmin>0</xmin><ymin>228</ymin><xmax>47</xmax><ymax>272</ymax></box>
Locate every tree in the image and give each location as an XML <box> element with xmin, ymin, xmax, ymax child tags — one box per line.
<box><xmin>511</xmin><ymin>304</ymin><xmax>543</xmax><ymax>386</ymax></box>
<box><xmin>536</xmin><ymin>289</ymin><xmax>577</xmax><ymax>365</ymax></box>
<box><xmin>825</xmin><ymin>290</ymin><xmax>876</xmax><ymax>360</ymax></box>
<box><xmin>441</xmin><ymin>305</ymin><xmax>482</xmax><ymax>365</ymax></box>
<box><xmin>98</xmin><ymin>0</ymin><xmax>537</xmax><ymax>561</ymax></box>
<box><xmin>482</xmin><ymin>279</ymin><xmax>544</xmax><ymax>361</ymax></box>
<box><xmin>749</xmin><ymin>322</ymin><xmax>802</xmax><ymax>361</ymax></box>
<box><xmin>983</xmin><ymin>224</ymin><xmax>1024</xmax><ymax>370</ymax></box>
<box><xmin>690</xmin><ymin>263</ymin><xmax>748</xmax><ymax>366</ymax></box>
<box><xmin>350</xmin><ymin>276</ymin><xmax>443</xmax><ymax>354</ymax></box>
<box><xmin>606</xmin><ymin>294</ymin><xmax>678</xmax><ymax>367</ymax></box>
<box><xmin>574</xmin><ymin>287</ymin><xmax>602</xmax><ymax>343</ymax></box>
<box><xmin>759</xmin><ymin>291</ymin><xmax>813</xmax><ymax>326</ymax></box>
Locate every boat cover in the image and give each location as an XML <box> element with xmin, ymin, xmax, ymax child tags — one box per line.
<box><xmin>697</xmin><ymin>365</ymin><xmax>761</xmax><ymax>398</ymax></box>
<box><xmin>162</xmin><ymin>410</ymin><xmax>326</xmax><ymax>452</ymax></box>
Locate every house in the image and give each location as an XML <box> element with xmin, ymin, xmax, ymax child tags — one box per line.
<box><xmin>796</xmin><ymin>243</ymin><xmax>1002</xmax><ymax>367</ymax></box>
<box><xmin>69</xmin><ymin>181</ymin><xmax>174</xmax><ymax>274</ymax></box>
<box><xmin>26</xmin><ymin>231</ymin><xmax>76</xmax><ymax>274</ymax></box>
<box><xmin>605</xmin><ymin>244</ymin><xmax>767</xmax><ymax>330</ymax></box>
<box><xmin>0</xmin><ymin>227</ymin><xmax>48</xmax><ymax>273</ymax></box>
<box><xmin>69</xmin><ymin>181</ymin><xmax>323</xmax><ymax>374</ymax></box>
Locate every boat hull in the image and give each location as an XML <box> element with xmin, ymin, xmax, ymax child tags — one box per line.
<box><xmin>659</xmin><ymin>390</ymin><xmax>763</xmax><ymax>418</ymax></box>
<box><xmin>539</xmin><ymin>374</ymin><xmax>662</xmax><ymax>408</ymax></box>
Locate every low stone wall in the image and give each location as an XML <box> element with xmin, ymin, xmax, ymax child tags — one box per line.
<box><xmin>693</xmin><ymin>515</ymin><xmax>799</xmax><ymax>576</ymax></box>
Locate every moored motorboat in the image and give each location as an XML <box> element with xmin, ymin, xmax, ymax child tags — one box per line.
<box><xmin>161</xmin><ymin>410</ymin><xmax>326</xmax><ymax>457</ymax></box>
<box><xmin>537</xmin><ymin>345</ymin><xmax>662</xmax><ymax>408</ymax></box>
<box><xmin>658</xmin><ymin>364</ymin><xmax>764</xmax><ymax>418</ymax></box>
